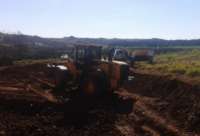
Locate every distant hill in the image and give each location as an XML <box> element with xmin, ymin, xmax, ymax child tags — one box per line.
<box><xmin>0</xmin><ymin>33</ymin><xmax>200</xmax><ymax>48</ymax></box>
<box><xmin>0</xmin><ymin>33</ymin><xmax>68</xmax><ymax>47</ymax></box>
<box><xmin>0</xmin><ymin>32</ymin><xmax>200</xmax><ymax>63</ymax></box>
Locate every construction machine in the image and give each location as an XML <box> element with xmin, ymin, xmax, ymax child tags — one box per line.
<box><xmin>110</xmin><ymin>48</ymin><xmax>135</xmax><ymax>66</ymax></box>
<box><xmin>64</xmin><ymin>45</ymin><xmax>131</xmax><ymax>96</ymax></box>
<box><xmin>47</xmin><ymin>45</ymin><xmax>133</xmax><ymax>122</ymax></box>
<box><xmin>110</xmin><ymin>48</ymin><xmax>155</xmax><ymax>65</ymax></box>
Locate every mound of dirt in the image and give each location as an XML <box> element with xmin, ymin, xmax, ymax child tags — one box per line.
<box><xmin>127</xmin><ymin>71</ymin><xmax>200</xmax><ymax>133</ymax></box>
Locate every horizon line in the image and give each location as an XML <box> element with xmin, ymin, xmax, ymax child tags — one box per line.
<box><xmin>1</xmin><ymin>31</ymin><xmax>200</xmax><ymax>41</ymax></box>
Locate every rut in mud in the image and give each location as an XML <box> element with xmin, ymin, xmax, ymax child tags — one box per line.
<box><xmin>0</xmin><ymin>64</ymin><xmax>199</xmax><ymax>136</ymax></box>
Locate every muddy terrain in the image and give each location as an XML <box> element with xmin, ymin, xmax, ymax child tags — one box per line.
<box><xmin>0</xmin><ymin>63</ymin><xmax>199</xmax><ymax>136</ymax></box>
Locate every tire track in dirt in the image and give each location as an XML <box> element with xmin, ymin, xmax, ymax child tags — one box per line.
<box><xmin>116</xmin><ymin>89</ymin><xmax>189</xmax><ymax>136</ymax></box>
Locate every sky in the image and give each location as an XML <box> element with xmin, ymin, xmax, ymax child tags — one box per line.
<box><xmin>0</xmin><ymin>0</ymin><xmax>200</xmax><ymax>39</ymax></box>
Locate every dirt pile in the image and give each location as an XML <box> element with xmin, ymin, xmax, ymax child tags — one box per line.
<box><xmin>128</xmin><ymin>71</ymin><xmax>200</xmax><ymax>133</ymax></box>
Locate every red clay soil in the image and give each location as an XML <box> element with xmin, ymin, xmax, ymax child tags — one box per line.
<box><xmin>0</xmin><ymin>64</ymin><xmax>199</xmax><ymax>136</ymax></box>
<box><xmin>0</xmin><ymin>64</ymin><xmax>123</xmax><ymax>136</ymax></box>
<box><xmin>126</xmin><ymin>70</ymin><xmax>200</xmax><ymax>134</ymax></box>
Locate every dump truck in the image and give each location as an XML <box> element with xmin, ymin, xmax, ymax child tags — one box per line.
<box><xmin>132</xmin><ymin>49</ymin><xmax>154</xmax><ymax>63</ymax></box>
<box><xmin>111</xmin><ymin>48</ymin><xmax>155</xmax><ymax>64</ymax></box>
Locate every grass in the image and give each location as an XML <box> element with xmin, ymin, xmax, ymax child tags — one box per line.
<box><xmin>136</xmin><ymin>49</ymin><xmax>200</xmax><ymax>78</ymax></box>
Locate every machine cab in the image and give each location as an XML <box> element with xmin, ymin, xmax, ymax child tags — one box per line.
<box><xmin>73</xmin><ymin>45</ymin><xmax>102</xmax><ymax>65</ymax></box>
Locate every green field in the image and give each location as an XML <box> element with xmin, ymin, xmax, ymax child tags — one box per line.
<box><xmin>136</xmin><ymin>49</ymin><xmax>200</xmax><ymax>78</ymax></box>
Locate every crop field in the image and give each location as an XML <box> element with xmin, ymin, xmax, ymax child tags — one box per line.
<box><xmin>136</xmin><ymin>49</ymin><xmax>200</xmax><ymax>83</ymax></box>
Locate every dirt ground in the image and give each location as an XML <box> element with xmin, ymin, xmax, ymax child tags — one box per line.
<box><xmin>0</xmin><ymin>63</ymin><xmax>199</xmax><ymax>136</ymax></box>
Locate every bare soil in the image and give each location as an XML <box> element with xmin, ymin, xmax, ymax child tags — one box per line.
<box><xmin>0</xmin><ymin>63</ymin><xmax>199</xmax><ymax>136</ymax></box>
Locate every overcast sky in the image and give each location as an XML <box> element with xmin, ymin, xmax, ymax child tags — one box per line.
<box><xmin>0</xmin><ymin>0</ymin><xmax>200</xmax><ymax>39</ymax></box>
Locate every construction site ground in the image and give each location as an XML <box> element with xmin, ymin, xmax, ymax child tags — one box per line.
<box><xmin>0</xmin><ymin>63</ymin><xmax>199</xmax><ymax>136</ymax></box>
